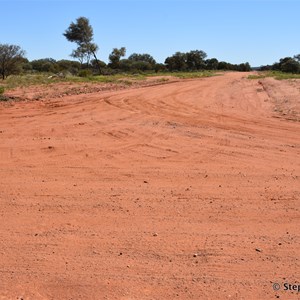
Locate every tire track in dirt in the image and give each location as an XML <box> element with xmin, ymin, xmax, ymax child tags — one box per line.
<box><xmin>0</xmin><ymin>72</ymin><xmax>299</xmax><ymax>299</ymax></box>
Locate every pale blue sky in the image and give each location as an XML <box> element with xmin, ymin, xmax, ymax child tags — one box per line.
<box><xmin>1</xmin><ymin>0</ymin><xmax>299</xmax><ymax>66</ymax></box>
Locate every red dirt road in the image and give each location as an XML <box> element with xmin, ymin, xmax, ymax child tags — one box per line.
<box><xmin>0</xmin><ymin>72</ymin><xmax>299</xmax><ymax>299</ymax></box>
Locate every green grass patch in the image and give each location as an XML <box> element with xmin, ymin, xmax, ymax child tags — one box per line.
<box><xmin>248</xmin><ymin>71</ymin><xmax>300</xmax><ymax>80</ymax></box>
<box><xmin>248</xmin><ymin>74</ymin><xmax>268</xmax><ymax>80</ymax></box>
<box><xmin>0</xmin><ymin>87</ymin><xmax>5</xmax><ymax>100</ymax></box>
<box><xmin>148</xmin><ymin>70</ymin><xmax>217</xmax><ymax>79</ymax></box>
<box><xmin>3</xmin><ymin>74</ymin><xmax>56</xmax><ymax>89</ymax></box>
<box><xmin>2</xmin><ymin>73</ymin><xmax>145</xmax><ymax>90</ymax></box>
<box><xmin>172</xmin><ymin>71</ymin><xmax>217</xmax><ymax>79</ymax></box>
<box><xmin>0</xmin><ymin>86</ymin><xmax>9</xmax><ymax>101</ymax></box>
<box><xmin>2</xmin><ymin>71</ymin><xmax>217</xmax><ymax>91</ymax></box>
<box><xmin>270</xmin><ymin>71</ymin><xmax>300</xmax><ymax>80</ymax></box>
<box><xmin>89</xmin><ymin>74</ymin><xmax>147</xmax><ymax>83</ymax></box>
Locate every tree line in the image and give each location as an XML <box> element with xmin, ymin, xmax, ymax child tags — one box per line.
<box><xmin>260</xmin><ymin>55</ymin><xmax>300</xmax><ymax>73</ymax></box>
<box><xmin>1</xmin><ymin>16</ymin><xmax>255</xmax><ymax>79</ymax></box>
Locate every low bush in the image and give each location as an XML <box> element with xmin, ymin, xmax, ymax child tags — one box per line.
<box><xmin>0</xmin><ymin>86</ymin><xmax>9</xmax><ymax>101</ymax></box>
<box><xmin>78</xmin><ymin>69</ymin><xmax>93</xmax><ymax>78</ymax></box>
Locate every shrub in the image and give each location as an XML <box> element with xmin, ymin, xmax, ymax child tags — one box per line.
<box><xmin>0</xmin><ymin>86</ymin><xmax>8</xmax><ymax>101</ymax></box>
<box><xmin>78</xmin><ymin>69</ymin><xmax>93</xmax><ymax>77</ymax></box>
<box><xmin>281</xmin><ymin>59</ymin><xmax>300</xmax><ymax>73</ymax></box>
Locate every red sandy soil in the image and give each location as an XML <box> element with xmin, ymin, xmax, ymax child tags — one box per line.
<box><xmin>0</xmin><ymin>72</ymin><xmax>299</xmax><ymax>300</ymax></box>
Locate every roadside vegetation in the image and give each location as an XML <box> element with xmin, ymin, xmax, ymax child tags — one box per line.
<box><xmin>0</xmin><ymin>71</ymin><xmax>217</xmax><ymax>91</ymax></box>
<box><xmin>258</xmin><ymin>55</ymin><xmax>300</xmax><ymax>75</ymax></box>
<box><xmin>0</xmin><ymin>86</ymin><xmax>8</xmax><ymax>101</ymax></box>
<box><xmin>248</xmin><ymin>71</ymin><xmax>300</xmax><ymax>80</ymax></box>
<box><xmin>4</xmin><ymin>15</ymin><xmax>298</xmax><ymax>98</ymax></box>
<box><xmin>0</xmin><ymin>16</ymin><xmax>251</xmax><ymax>93</ymax></box>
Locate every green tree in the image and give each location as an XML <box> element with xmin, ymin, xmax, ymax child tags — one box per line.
<box><xmin>186</xmin><ymin>50</ymin><xmax>207</xmax><ymax>70</ymax></box>
<box><xmin>131</xmin><ymin>61</ymin><xmax>152</xmax><ymax>72</ymax></box>
<box><xmin>57</xmin><ymin>59</ymin><xmax>81</xmax><ymax>75</ymax></box>
<box><xmin>90</xmin><ymin>59</ymin><xmax>106</xmax><ymax>73</ymax></box>
<box><xmin>119</xmin><ymin>59</ymin><xmax>133</xmax><ymax>72</ymax></box>
<box><xmin>118</xmin><ymin>59</ymin><xmax>152</xmax><ymax>72</ymax></box>
<box><xmin>237</xmin><ymin>62</ymin><xmax>251</xmax><ymax>72</ymax></box>
<box><xmin>0</xmin><ymin>44</ymin><xmax>25</xmax><ymax>79</ymax></box>
<box><xmin>71</xmin><ymin>45</ymin><xmax>91</xmax><ymax>66</ymax></box>
<box><xmin>31</xmin><ymin>58</ymin><xmax>59</xmax><ymax>73</ymax></box>
<box><xmin>217</xmin><ymin>61</ymin><xmax>229</xmax><ymax>70</ymax></box>
<box><xmin>165</xmin><ymin>52</ymin><xmax>187</xmax><ymax>71</ymax></box>
<box><xmin>128</xmin><ymin>53</ymin><xmax>156</xmax><ymax>66</ymax></box>
<box><xmin>165</xmin><ymin>50</ymin><xmax>207</xmax><ymax>71</ymax></box>
<box><xmin>206</xmin><ymin>58</ymin><xmax>219</xmax><ymax>70</ymax></box>
<box><xmin>21</xmin><ymin>58</ymin><xmax>33</xmax><ymax>72</ymax></box>
<box><xmin>281</xmin><ymin>58</ymin><xmax>300</xmax><ymax>73</ymax></box>
<box><xmin>63</xmin><ymin>17</ymin><xmax>101</xmax><ymax>74</ymax></box>
<box><xmin>154</xmin><ymin>63</ymin><xmax>166</xmax><ymax>73</ymax></box>
<box><xmin>109</xmin><ymin>47</ymin><xmax>126</xmax><ymax>69</ymax></box>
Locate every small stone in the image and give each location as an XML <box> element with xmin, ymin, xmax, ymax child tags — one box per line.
<box><xmin>193</xmin><ymin>254</ymin><xmax>198</xmax><ymax>257</ymax></box>
<box><xmin>153</xmin><ymin>233</ymin><xmax>158</xmax><ymax>237</ymax></box>
<box><xmin>255</xmin><ymin>248</ymin><xmax>262</xmax><ymax>252</ymax></box>
<box><xmin>144</xmin><ymin>180</ymin><xmax>148</xmax><ymax>183</ymax></box>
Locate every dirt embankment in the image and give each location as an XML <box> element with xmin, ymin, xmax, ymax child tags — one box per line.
<box><xmin>2</xmin><ymin>76</ymin><xmax>179</xmax><ymax>102</ymax></box>
<box><xmin>0</xmin><ymin>72</ymin><xmax>299</xmax><ymax>300</ymax></box>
